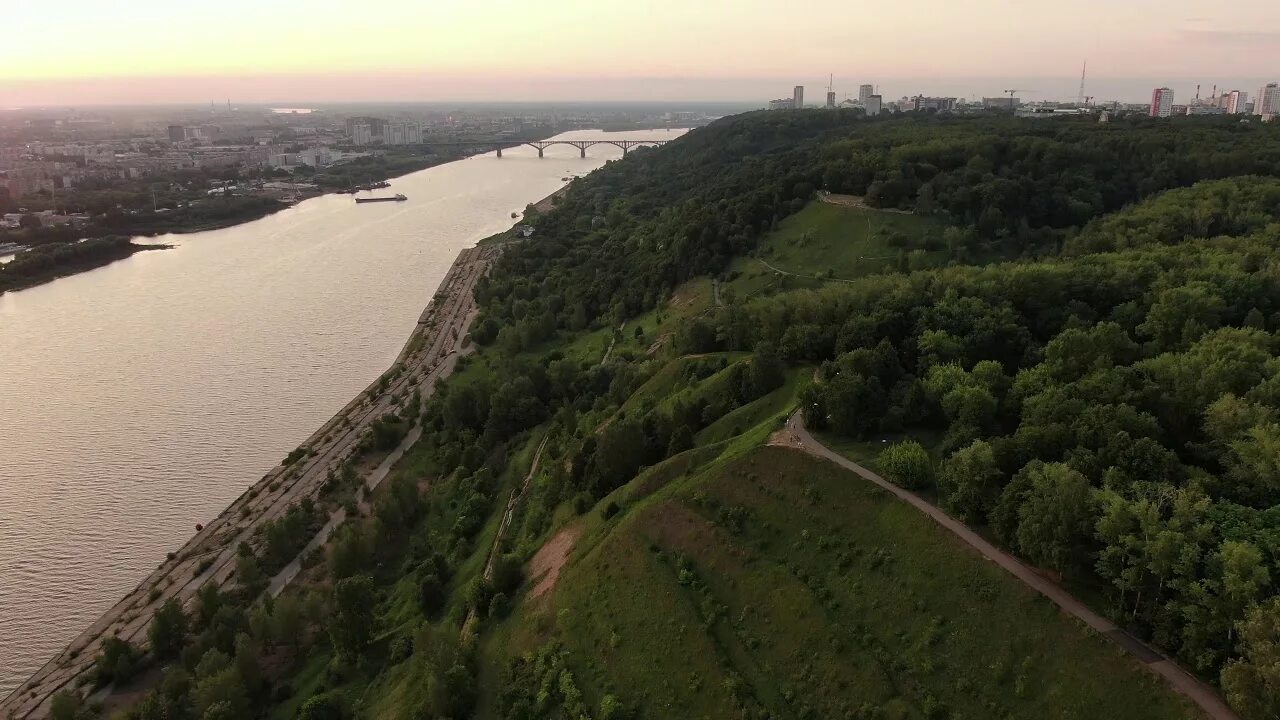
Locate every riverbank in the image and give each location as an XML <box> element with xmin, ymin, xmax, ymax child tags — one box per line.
<box><xmin>0</xmin><ymin>134</ymin><xmax>552</xmax><ymax>297</ymax></box>
<box><xmin>0</xmin><ymin>238</ymin><xmax>168</xmax><ymax>296</ymax></box>
<box><xmin>0</xmin><ymin>239</ymin><xmax>503</xmax><ymax>719</ymax></box>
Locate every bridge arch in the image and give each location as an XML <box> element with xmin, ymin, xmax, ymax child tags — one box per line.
<box><xmin>493</xmin><ymin>139</ymin><xmax>670</xmax><ymax>158</ymax></box>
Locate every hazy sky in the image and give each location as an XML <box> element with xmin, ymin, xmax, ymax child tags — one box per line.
<box><xmin>5</xmin><ymin>0</ymin><xmax>1279</xmax><ymax>105</ymax></box>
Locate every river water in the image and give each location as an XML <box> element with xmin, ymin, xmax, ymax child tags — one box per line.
<box><xmin>0</xmin><ymin>129</ymin><xmax>685</xmax><ymax>696</ymax></box>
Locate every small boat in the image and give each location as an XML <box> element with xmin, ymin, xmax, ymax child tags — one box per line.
<box><xmin>355</xmin><ymin>194</ymin><xmax>407</xmax><ymax>204</ymax></box>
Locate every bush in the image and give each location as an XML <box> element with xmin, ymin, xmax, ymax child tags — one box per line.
<box><xmin>418</xmin><ymin>572</ymin><xmax>445</xmax><ymax>616</ymax></box>
<box><xmin>389</xmin><ymin>634</ymin><xmax>413</xmax><ymax>663</ymax></box>
<box><xmin>149</xmin><ymin>598</ymin><xmax>189</xmax><ymax>661</ymax></box>
<box><xmin>298</xmin><ymin>695</ymin><xmax>344</xmax><ymax>720</ymax></box>
<box><xmin>93</xmin><ymin>636</ymin><xmax>141</xmax><ymax>687</ymax></box>
<box><xmin>490</xmin><ymin>554</ymin><xmax>523</xmax><ymax>595</ymax></box>
<box><xmin>878</xmin><ymin>441</ymin><xmax>934</xmax><ymax>490</ymax></box>
<box><xmin>49</xmin><ymin>691</ymin><xmax>82</xmax><ymax>720</ymax></box>
<box><xmin>489</xmin><ymin>592</ymin><xmax>511</xmax><ymax>619</ymax></box>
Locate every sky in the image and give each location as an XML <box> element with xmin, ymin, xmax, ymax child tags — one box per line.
<box><xmin>4</xmin><ymin>0</ymin><xmax>1279</xmax><ymax>105</ymax></box>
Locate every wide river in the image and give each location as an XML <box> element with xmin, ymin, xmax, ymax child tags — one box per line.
<box><xmin>0</xmin><ymin>128</ymin><xmax>684</xmax><ymax>696</ymax></box>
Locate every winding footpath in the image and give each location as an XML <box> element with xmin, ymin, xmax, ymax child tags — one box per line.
<box><xmin>461</xmin><ymin>435</ymin><xmax>549</xmax><ymax>636</ymax></box>
<box><xmin>783</xmin><ymin>411</ymin><xmax>1239</xmax><ymax>720</ymax></box>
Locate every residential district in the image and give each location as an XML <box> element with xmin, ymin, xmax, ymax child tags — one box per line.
<box><xmin>770</xmin><ymin>78</ymin><xmax>1280</xmax><ymax>121</ymax></box>
<box><xmin>0</xmin><ymin>104</ymin><xmax>712</xmax><ymax>234</ymax></box>
<box><xmin>2</xmin><ymin>80</ymin><xmax>1276</xmax><ymax>240</ymax></box>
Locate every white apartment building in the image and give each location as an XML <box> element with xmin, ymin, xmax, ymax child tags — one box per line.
<box><xmin>1257</xmin><ymin>83</ymin><xmax>1279</xmax><ymax>118</ymax></box>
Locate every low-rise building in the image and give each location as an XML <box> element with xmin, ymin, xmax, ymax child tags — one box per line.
<box><xmin>910</xmin><ymin>96</ymin><xmax>957</xmax><ymax>112</ymax></box>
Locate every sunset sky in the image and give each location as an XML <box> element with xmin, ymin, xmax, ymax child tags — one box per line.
<box><xmin>5</xmin><ymin>0</ymin><xmax>1279</xmax><ymax>105</ymax></box>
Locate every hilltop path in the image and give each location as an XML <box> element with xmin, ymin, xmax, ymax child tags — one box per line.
<box><xmin>783</xmin><ymin>411</ymin><xmax>1238</xmax><ymax>720</ymax></box>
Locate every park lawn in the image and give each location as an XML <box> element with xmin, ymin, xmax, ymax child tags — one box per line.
<box><xmin>722</xmin><ymin>201</ymin><xmax>948</xmax><ymax>300</ymax></box>
<box><xmin>488</xmin><ymin>446</ymin><xmax>1201</xmax><ymax>720</ymax></box>
<box><xmin>695</xmin><ymin>367</ymin><xmax>809</xmax><ymax>447</ymax></box>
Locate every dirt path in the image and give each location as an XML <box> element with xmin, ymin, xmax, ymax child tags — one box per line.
<box><xmin>461</xmin><ymin>435</ymin><xmax>550</xmax><ymax>635</ymax></box>
<box><xmin>816</xmin><ymin>191</ymin><xmax>915</xmax><ymax>214</ymax></box>
<box><xmin>599</xmin><ymin>321</ymin><xmax>626</xmax><ymax>365</ymax></box>
<box><xmin>756</xmin><ymin>257</ymin><xmax>860</xmax><ymax>285</ymax></box>
<box><xmin>527</xmin><ymin>526</ymin><xmax>581</xmax><ymax>600</ymax></box>
<box><xmin>784</xmin><ymin>411</ymin><xmax>1237</xmax><ymax>720</ymax></box>
<box><xmin>0</xmin><ymin>245</ymin><xmax>501</xmax><ymax>720</ymax></box>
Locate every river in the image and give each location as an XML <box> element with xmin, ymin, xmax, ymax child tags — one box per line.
<box><xmin>0</xmin><ymin>128</ymin><xmax>685</xmax><ymax>697</ymax></box>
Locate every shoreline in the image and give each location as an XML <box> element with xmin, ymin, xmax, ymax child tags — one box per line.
<box><xmin>0</xmin><ymin>239</ymin><xmax>170</xmax><ymax>296</ymax></box>
<box><xmin>0</xmin><ymin>121</ymin><xmax>655</xmax><ymax>295</ymax></box>
<box><xmin>0</xmin><ymin>236</ymin><xmax>511</xmax><ymax>719</ymax></box>
<box><xmin>0</xmin><ymin>136</ymin><xmax>540</xmax><ymax>297</ymax></box>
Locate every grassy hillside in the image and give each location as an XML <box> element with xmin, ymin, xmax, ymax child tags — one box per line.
<box><xmin>484</xmin><ymin>446</ymin><xmax>1199</xmax><ymax>720</ymax></box>
<box><xmin>95</xmin><ymin>113</ymin><xmax>1280</xmax><ymax>720</ymax></box>
<box><xmin>762</xmin><ymin>201</ymin><xmax>944</xmax><ymax>276</ymax></box>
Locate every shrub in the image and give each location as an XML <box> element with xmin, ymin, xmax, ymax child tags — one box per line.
<box><xmin>49</xmin><ymin>690</ymin><xmax>82</xmax><ymax>720</ymax></box>
<box><xmin>490</xmin><ymin>554</ymin><xmax>523</xmax><ymax>595</ymax></box>
<box><xmin>418</xmin><ymin>573</ymin><xmax>445</xmax><ymax>616</ymax></box>
<box><xmin>298</xmin><ymin>695</ymin><xmax>344</xmax><ymax>720</ymax></box>
<box><xmin>93</xmin><ymin>636</ymin><xmax>140</xmax><ymax>687</ymax></box>
<box><xmin>489</xmin><ymin>592</ymin><xmax>511</xmax><ymax>619</ymax></box>
<box><xmin>878</xmin><ymin>441</ymin><xmax>934</xmax><ymax>490</ymax></box>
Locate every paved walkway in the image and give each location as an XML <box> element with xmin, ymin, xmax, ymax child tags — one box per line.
<box><xmin>785</xmin><ymin>412</ymin><xmax>1238</xmax><ymax>720</ymax></box>
<box><xmin>0</xmin><ymin>247</ymin><xmax>498</xmax><ymax>720</ymax></box>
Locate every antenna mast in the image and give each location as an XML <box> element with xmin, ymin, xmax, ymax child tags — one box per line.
<box><xmin>1077</xmin><ymin>60</ymin><xmax>1087</xmax><ymax>106</ymax></box>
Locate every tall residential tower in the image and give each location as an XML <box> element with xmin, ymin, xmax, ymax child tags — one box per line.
<box><xmin>793</xmin><ymin>85</ymin><xmax>805</xmax><ymax>109</ymax></box>
<box><xmin>1150</xmin><ymin>87</ymin><xmax>1174</xmax><ymax>118</ymax></box>
<box><xmin>1257</xmin><ymin>83</ymin><xmax>1279</xmax><ymax>118</ymax></box>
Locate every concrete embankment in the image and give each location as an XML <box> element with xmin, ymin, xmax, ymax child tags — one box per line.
<box><xmin>0</xmin><ymin>243</ymin><xmax>503</xmax><ymax>720</ymax></box>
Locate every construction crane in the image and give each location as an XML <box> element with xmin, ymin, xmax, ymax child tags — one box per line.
<box><xmin>1002</xmin><ymin>89</ymin><xmax>1036</xmax><ymax>109</ymax></box>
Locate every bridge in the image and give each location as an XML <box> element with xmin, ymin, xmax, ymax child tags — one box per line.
<box><xmin>421</xmin><ymin>139</ymin><xmax>671</xmax><ymax>158</ymax></box>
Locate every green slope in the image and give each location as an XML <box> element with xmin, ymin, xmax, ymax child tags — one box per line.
<box><xmin>488</xmin><ymin>446</ymin><xmax>1200</xmax><ymax>720</ymax></box>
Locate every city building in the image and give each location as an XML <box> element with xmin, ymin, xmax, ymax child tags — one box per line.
<box><xmin>1150</xmin><ymin>88</ymin><xmax>1174</xmax><ymax>118</ymax></box>
<box><xmin>346</xmin><ymin>116</ymin><xmax>388</xmax><ymax>145</ymax></box>
<box><xmin>793</xmin><ymin>85</ymin><xmax>804</xmax><ymax>109</ymax></box>
<box><xmin>865</xmin><ymin>95</ymin><xmax>883</xmax><ymax>116</ymax></box>
<box><xmin>859</xmin><ymin>84</ymin><xmax>874</xmax><ymax>103</ymax></box>
<box><xmin>1257</xmin><ymin>83</ymin><xmax>1280</xmax><ymax>118</ymax></box>
<box><xmin>826</xmin><ymin>91</ymin><xmax>836</xmax><ymax>109</ymax></box>
<box><xmin>166</xmin><ymin>125</ymin><xmax>185</xmax><ymax>142</ymax></box>
<box><xmin>382</xmin><ymin>122</ymin><xmax>422</xmax><ymax>145</ymax></box>
<box><xmin>351</xmin><ymin>123</ymin><xmax>373</xmax><ymax>146</ymax></box>
<box><xmin>1225</xmin><ymin>90</ymin><xmax>1249</xmax><ymax>115</ymax></box>
<box><xmin>983</xmin><ymin>97</ymin><xmax>1022</xmax><ymax>110</ymax></box>
<box><xmin>767</xmin><ymin>99</ymin><xmax>794</xmax><ymax>111</ymax></box>
<box><xmin>910</xmin><ymin>96</ymin><xmax>957</xmax><ymax>112</ymax></box>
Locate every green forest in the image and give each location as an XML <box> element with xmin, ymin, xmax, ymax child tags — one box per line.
<box><xmin>79</xmin><ymin>110</ymin><xmax>1280</xmax><ymax>720</ymax></box>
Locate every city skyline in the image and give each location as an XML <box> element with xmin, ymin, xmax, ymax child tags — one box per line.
<box><xmin>5</xmin><ymin>74</ymin><xmax>1280</xmax><ymax>109</ymax></box>
<box><xmin>5</xmin><ymin>0</ymin><xmax>1280</xmax><ymax>105</ymax></box>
